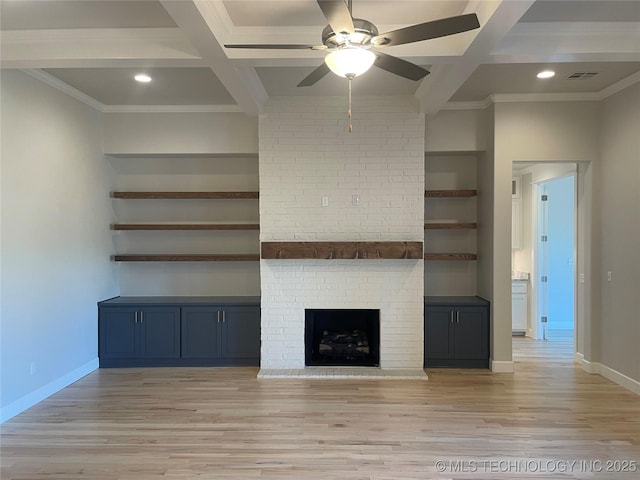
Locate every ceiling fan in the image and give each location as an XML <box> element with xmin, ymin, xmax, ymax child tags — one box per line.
<box><xmin>225</xmin><ymin>0</ymin><xmax>481</xmax><ymax>87</ymax></box>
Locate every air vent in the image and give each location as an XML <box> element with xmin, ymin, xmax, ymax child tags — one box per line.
<box><xmin>567</xmin><ymin>72</ymin><xmax>598</xmax><ymax>80</ymax></box>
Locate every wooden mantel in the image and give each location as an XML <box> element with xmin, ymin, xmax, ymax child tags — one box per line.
<box><xmin>260</xmin><ymin>241</ymin><xmax>423</xmax><ymax>260</ymax></box>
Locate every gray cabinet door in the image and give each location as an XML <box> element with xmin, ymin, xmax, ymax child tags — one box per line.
<box><xmin>220</xmin><ymin>306</ymin><xmax>261</xmax><ymax>360</ymax></box>
<box><xmin>181</xmin><ymin>307</ymin><xmax>221</xmax><ymax>358</ymax></box>
<box><xmin>99</xmin><ymin>307</ymin><xmax>138</xmax><ymax>359</ymax></box>
<box><xmin>424</xmin><ymin>306</ymin><xmax>454</xmax><ymax>361</ymax></box>
<box><xmin>424</xmin><ymin>300</ymin><xmax>489</xmax><ymax>368</ymax></box>
<box><xmin>139</xmin><ymin>307</ymin><xmax>181</xmax><ymax>358</ymax></box>
<box><xmin>453</xmin><ymin>306</ymin><xmax>488</xmax><ymax>360</ymax></box>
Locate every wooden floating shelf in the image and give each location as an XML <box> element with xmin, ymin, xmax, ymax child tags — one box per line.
<box><xmin>424</xmin><ymin>253</ymin><xmax>477</xmax><ymax>261</ymax></box>
<box><xmin>112</xmin><ymin>223</ymin><xmax>260</xmax><ymax>231</ymax></box>
<box><xmin>424</xmin><ymin>223</ymin><xmax>477</xmax><ymax>230</ymax></box>
<box><xmin>112</xmin><ymin>254</ymin><xmax>260</xmax><ymax>262</ymax></box>
<box><xmin>425</xmin><ymin>190</ymin><xmax>477</xmax><ymax>198</ymax></box>
<box><xmin>261</xmin><ymin>241</ymin><xmax>423</xmax><ymax>260</ymax></box>
<box><xmin>111</xmin><ymin>191</ymin><xmax>259</xmax><ymax>199</ymax></box>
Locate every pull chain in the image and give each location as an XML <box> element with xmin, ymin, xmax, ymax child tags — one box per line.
<box><xmin>347</xmin><ymin>74</ymin><xmax>353</xmax><ymax>133</ymax></box>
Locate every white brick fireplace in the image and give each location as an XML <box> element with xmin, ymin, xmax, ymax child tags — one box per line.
<box><xmin>259</xmin><ymin>96</ymin><xmax>425</xmax><ymax>374</ymax></box>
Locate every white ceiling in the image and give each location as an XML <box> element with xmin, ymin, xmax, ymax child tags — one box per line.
<box><xmin>1</xmin><ymin>0</ymin><xmax>639</xmax><ymax>113</ymax></box>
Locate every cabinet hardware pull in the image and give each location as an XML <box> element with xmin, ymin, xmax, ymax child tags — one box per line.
<box><xmin>217</xmin><ymin>311</ymin><xmax>220</xmax><ymax>323</ymax></box>
<box><xmin>450</xmin><ymin>311</ymin><xmax>454</xmax><ymax>323</ymax></box>
<box><xmin>222</xmin><ymin>311</ymin><xmax>225</xmax><ymax>323</ymax></box>
<box><xmin>456</xmin><ymin>311</ymin><xmax>460</xmax><ymax>323</ymax></box>
<box><xmin>140</xmin><ymin>311</ymin><xmax>143</xmax><ymax>324</ymax></box>
<box><xmin>134</xmin><ymin>311</ymin><xmax>138</xmax><ymax>324</ymax></box>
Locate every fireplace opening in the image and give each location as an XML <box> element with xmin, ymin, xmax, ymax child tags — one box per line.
<box><xmin>305</xmin><ymin>309</ymin><xmax>380</xmax><ymax>367</ymax></box>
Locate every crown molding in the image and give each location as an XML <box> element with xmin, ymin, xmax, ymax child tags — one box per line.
<box><xmin>101</xmin><ymin>105</ymin><xmax>243</xmax><ymax>113</ymax></box>
<box><xmin>490</xmin><ymin>92</ymin><xmax>600</xmax><ymax>103</ymax></box>
<box><xmin>22</xmin><ymin>69</ymin><xmax>242</xmax><ymax>114</ymax></box>
<box><xmin>597</xmin><ymin>70</ymin><xmax>640</xmax><ymax>100</ymax></box>
<box><xmin>508</xmin><ymin>21</ymin><xmax>640</xmax><ymax>37</ymax></box>
<box><xmin>3</xmin><ymin>27</ymin><xmax>189</xmax><ymax>44</ymax></box>
<box><xmin>21</xmin><ymin>69</ymin><xmax>104</xmax><ymax>111</ymax></box>
<box><xmin>443</xmin><ymin>97</ymin><xmax>493</xmax><ymax>110</ymax></box>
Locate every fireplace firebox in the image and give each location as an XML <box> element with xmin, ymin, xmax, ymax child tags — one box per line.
<box><xmin>305</xmin><ymin>309</ymin><xmax>380</xmax><ymax>367</ymax></box>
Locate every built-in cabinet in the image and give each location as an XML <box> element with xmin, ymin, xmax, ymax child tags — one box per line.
<box><xmin>424</xmin><ymin>297</ymin><xmax>489</xmax><ymax>368</ymax></box>
<box><xmin>182</xmin><ymin>305</ymin><xmax>261</xmax><ymax>361</ymax></box>
<box><xmin>98</xmin><ymin>297</ymin><xmax>260</xmax><ymax>367</ymax></box>
<box><xmin>99</xmin><ymin>306</ymin><xmax>181</xmax><ymax>360</ymax></box>
<box><xmin>512</xmin><ymin>281</ymin><xmax>528</xmax><ymax>334</ymax></box>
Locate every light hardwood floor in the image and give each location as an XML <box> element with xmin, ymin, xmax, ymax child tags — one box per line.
<box><xmin>2</xmin><ymin>337</ymin><xmax>639</xmax><ymax>479</ymax></box>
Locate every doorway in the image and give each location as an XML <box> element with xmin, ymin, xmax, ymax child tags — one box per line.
<box><xmin>512</xmin><ymin>162</ymin><xmax>577</xmax><ymax>346</ymax></box>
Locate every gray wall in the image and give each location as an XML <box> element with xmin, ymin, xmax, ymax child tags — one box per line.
<box><xmin>493</xmin><ymin>101</ymin><xmax>599</xmax><ymax>370</ymax></box>
<box><xmin>595</xmin><ymin>82</ymin><xmax>640</xmax><ymax>383</ymax></box>
<box><xmin>1</xmin><ymin>71</ymin><xmax>118</xmax><ymax>421</ymax></box>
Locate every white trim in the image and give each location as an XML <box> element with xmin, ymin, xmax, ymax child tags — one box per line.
<box><xmin>598</xmin><ymin>70</ymin><xmax>640</xmax><ymax>100</ymax></box>
<box><xmin>441</xmin><ymin>101</ymin><xmax>489</xmax><ymax>111</ymax></box>
<box><xmin>21</xmin><ymin>69</ymin><xmax>104</xmax><ymax>111</ymax></box>
<box><xmin>457</xmin><ymin>73</ymin><xmax>640</xmax><ymax>109</ymax></box>
<box><xmin>21</xmin><ymin>70</ymin><xmax>242</xmax><ymax>114</ymax></box>
<box><xmin>2</xmin><ymin>27</ymin><xmax>190</xmax><ymax>44</ymax></box>
<box><xmin>574</xmin><ymin>351</ymin><xmax>584</xmax><ymax>364</ymax></box>
<box><xmin>597</xmin><ymin>364</ymin><xmax>640</xmax><ymax>395</ymax></box>
<box><xmin>491</xmin><ymin>92</ymin><xmax>599</xmax><ymax>103</ymax></box>
<box><xmin>491</xmin><ymin>360</ymin><xmax>514</xmax><ymax>373</ymax></box>
<box><xmin>101</xmin><ymin>105</ymin><xmax>243</xmax><ymax>113</ymax></box>
<box><xmin>578</xmin><ymin>359</ymin><xmax>640</xmax><ymax>396</ymax></box>
<box><xmin>0</xmin><ymin>358</ymin><xmax>98</xmax><ymax>423</ymax></box>
<box><xmin>580</xmin><ymin>357</ymin><xmax>599</xmax><ymax>374</ymax></box>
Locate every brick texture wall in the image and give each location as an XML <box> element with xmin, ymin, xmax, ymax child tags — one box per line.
<box><xmin>259</xmin><ymin>96</ymin><xmax>425</xmax><ymax>370</ymax></box>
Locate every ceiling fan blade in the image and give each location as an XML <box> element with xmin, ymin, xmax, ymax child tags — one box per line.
<box><xmin>297</xmin><ymin>63</ymin><xmax>331</xmax><ymax>87</ymax></box>
<box><xmin>374</xmin><ymin>52</ymin><xmax>429</xmax><ymax>81</ymax></box>
<box><xmin>317</xmin><ymin>0</ymin><xmax>355</xmax><ymax>35</ymax></box>
<box><xmin>373</xmin><ymin>13</ymin><xmax>480</xmax><ymax>47</ymax></box>
<box><xmin>225</xmin><ymin>44</ymin><xmax>319</xmax><ymax>50</ymax></box>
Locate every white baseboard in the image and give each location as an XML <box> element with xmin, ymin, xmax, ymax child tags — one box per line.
<box><xmin>491</xmin><ymin>360</ymin><xmax>514</xmax><ymax>373</ymax></box>
<box><xmin>574</xmin><ymin>352</ymin><xmax>584</xmax><ymax>364</ymax></box>
<box><xmin>1</xmin><ymin>358</ymin><xmax>98</xmax><ymax>423</ymax></box>
<box><xmin>578</xmin><ymin>358</ymin><xmax>640</xmax><ymax>395</ymax></box>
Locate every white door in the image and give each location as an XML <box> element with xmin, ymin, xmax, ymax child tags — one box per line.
<box><xmin>534</xmin><ymin>175</ymin><xmax>576</xmax><ymax>340</ymax></box>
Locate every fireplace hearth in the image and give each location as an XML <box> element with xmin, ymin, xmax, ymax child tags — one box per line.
<box><xmin>305</xmin><ymin>309</ymin><xmax>380</xmax><ymax>367</ymax></box>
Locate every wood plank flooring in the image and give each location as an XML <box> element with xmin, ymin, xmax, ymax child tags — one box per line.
<box><xmin>2</xmin><ymin>337</ymin><xmax>639</xmax><ymax>479</ymax></box>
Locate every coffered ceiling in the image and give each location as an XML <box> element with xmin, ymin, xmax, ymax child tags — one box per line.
<box><xmin>1</xmin><ymin>0</ymin><xmax>639</xmax><ymax>116</ymax></box>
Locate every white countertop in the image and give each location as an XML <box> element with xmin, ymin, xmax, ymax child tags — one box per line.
<box><xmin>512</xmin><ymin>271</ymin><xmax>530</xmax><ymax>281</ymax></box>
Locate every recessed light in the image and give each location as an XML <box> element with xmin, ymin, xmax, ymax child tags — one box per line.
<box><xmin>134</xmin><ymin>74</ymin><xmax>152</xmax><ymax>83</ymax></box>
<box><xmin>536</xmin><ymin>70</ymin><xmax>555</xmax><ymax>79</ymax></box>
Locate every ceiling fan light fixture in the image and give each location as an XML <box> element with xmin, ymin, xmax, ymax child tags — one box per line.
<box><xmin>324</xmin><ymin>47</ymin><xmax>376</xmax><ymax>78</ymax></box>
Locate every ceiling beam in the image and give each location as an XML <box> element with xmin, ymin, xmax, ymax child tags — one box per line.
<box><xmin>0</xmin><ymin>28</ymin><xmax>204</xmax><ymax>69</ymax></box>
<box><xmin>415</xmin><ymin>0</ymin><xmax>536</xmax><ymax>116</ymax></box>
<box><xmin>161</xmin><ymin>0</ymin><xmax>267</xmax><ymax>116</ymax></box>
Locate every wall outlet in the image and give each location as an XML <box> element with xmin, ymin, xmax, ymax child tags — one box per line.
<box><xmin>607</xmin><ymin>271</ymin><xmax>612</xmax><ymax>282</ymax></box>
<box><xmin>321</xmin><ymin>196</ymin><xmax>329</xmax><ymax>207</ymax></box>
<box><xmin>30</xmin><ymin>362</ymin><xmax>36</xmax><ymax>376</ymax></box>
<box><xmin>352</xmin><ymin>194</ymin><xmax>360</xmax><ymax>206</ymax></box>
<box><xmin>579</xmin><ymin>273</ymin><xmax>585</xmax><ymax>284</ymax></box>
